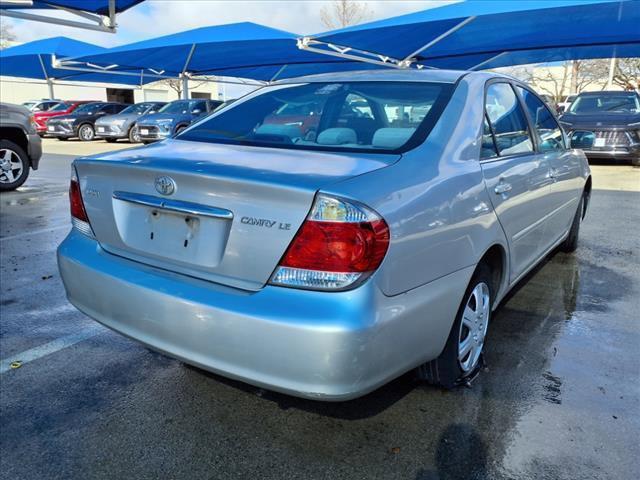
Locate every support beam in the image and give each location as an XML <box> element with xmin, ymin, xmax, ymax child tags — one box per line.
<box><xmin>297</xmin><ymin>37</ymin><xmax>409</xmax><ymax>69</ymax></box>
<box><xmin>0</xmin><ymin>9</ymin><xmax>116</xmax><ymax>33</ymax></box>
<box><xmin>181</xmin><ymin>75</ymin><xmax>189</xmax><ymax>99</ymax></box>
<box><xmin>47</xmin><ymin>78</ymin><xmax>55</xmax><ymax>99</ymax></box>
<box><xmin>402</xmin><ymin>16</ymin><xmax>476</xmax><ymax>63</ymax></box>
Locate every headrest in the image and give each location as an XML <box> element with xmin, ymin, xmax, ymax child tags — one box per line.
<box><xmin>372</xmin><ymin>128</ymin><xmax>416</xmax><ymax>149</ymax></box>
<box><xmin>317</xmin><ymin>128</ymin><xmax>357</xmax><ymax>145</ymax></box>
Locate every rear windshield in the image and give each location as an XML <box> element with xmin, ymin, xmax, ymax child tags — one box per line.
<box><xmin>74</xmin><ymin>103</ymin><xmax>104</xmax><ymax>114</ymax></box>
<box><xmin>179</xmin><ymin>81</ymin><xmax>453</xmax><ymax>153</ymax></box>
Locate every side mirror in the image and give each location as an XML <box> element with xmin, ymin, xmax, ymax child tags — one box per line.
<box><xmin>191</xmin><ymin>109</ymin><xmax>202</xmax><ymax>115</ymax></box>
<box><xmin>569</xmin><ymin>130</ymin><xmax>595</xmax><ymax>149</ymax></box>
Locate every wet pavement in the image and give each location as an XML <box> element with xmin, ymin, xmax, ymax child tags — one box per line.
<box><xmin>1</xmin><ymin>147</ymin><xmax>639</xmax><ymax>480</ymax></box>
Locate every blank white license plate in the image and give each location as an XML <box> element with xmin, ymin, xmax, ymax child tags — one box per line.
<box><xmin>594</xmin><ymin>138</ymin><xmax>606</xmax><ymax>147</ymax></box>
<box><xmin>140</xmin><ymin>128</ymin><xmax>149</xmax><ymax>135</ymax></box>
<box><xmin>97</xmin><ymin>127</ymin><xmax>105</xmax><ymax>133</ymax></box>
<box><xmin>48</xmin><ymin>126</ymin><xmax>54</xmax><ymax>131</ymax></box>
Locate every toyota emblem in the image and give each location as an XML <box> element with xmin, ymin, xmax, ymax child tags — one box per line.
<box><xmin>155</xmin><ymin>176</ymin><xmax>176</xmax><ymax>196</ymax></box>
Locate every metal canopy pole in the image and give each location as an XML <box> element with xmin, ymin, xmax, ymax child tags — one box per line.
<box><xmin>401</xmin><ymin>16</ymin><xmax>476</xmax><ymax>63</ymax></box>
<box><xmin>37</xmin><ymin>54</ymin><xmax>55</xmax><ymax>98</ymax></box>
<box><xmin>297</xmin><ymin>37</ymin><xmax>409</xmax><ymax>69</ymax></box>
<box><xmin>1</xmin><ymin>2</ymin><xmax>118</xmax><ymax>33</ymax></box>
<box><xmin>180</xmin><ymin>44</ymin><xmax>196</xmax><ymax>100</ymax></box>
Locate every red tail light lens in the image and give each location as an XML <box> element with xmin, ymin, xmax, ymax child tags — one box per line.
<box><xmin>70</xmin><ymin>177</ymin><xmax>89</xmax><ymax>222</ymax></box>
<box><xmin>270</xmin><ymin>194</ymin><xmax>389</xmax><ymax>290</ymax></box>
<box><xmin>69</xmin><ymin>166</ymin><xmax>94</xmax><ymax>237</ymax></box>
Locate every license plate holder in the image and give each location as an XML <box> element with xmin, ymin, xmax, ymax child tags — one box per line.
<box><xmin>140</xmin><ymin>128</ymin><xmax>149</xmax><ymax>135</ymax></box>
<box><xmin>48</xmin><ymin>126</ymin><xmax>54</xmax><ymax>131</ymax></box>
<box><xmin>97</xmin><ymin>127</ymin><xmax>105</xmax><ymax>133</ymax></box>
<box><xmin>594</xmin><ymin>138</ymin><xmax>606</xmax><ymax>147</ymax></box>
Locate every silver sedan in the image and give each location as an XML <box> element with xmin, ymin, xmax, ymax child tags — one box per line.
<box><xmin>57</xmin><ymin>70</ymin><xmax>591</xmax><ymax>400</ymax></box>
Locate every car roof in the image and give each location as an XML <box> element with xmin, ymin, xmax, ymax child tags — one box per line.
<box><xmin>576</xmin><ymin>91</ymin><xmax>638</xmax><ymax>96</ymax></box>
<box><xmin>274</xmin><ymin>69</ymin><xmax>474</xmax><ymax>85</ymax></box>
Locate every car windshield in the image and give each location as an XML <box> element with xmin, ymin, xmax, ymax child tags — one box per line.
<box><xmin>159</xmin><ymin>101</ymin><xmax>200</xmax><ymax>114</ymax></box>
<box><xmin>179</xmin><ymin>81</ymin><xmax>452</xmax><ymax>153</ymax></box>
<box><xmin>568</xmin><ymin>93</ymin><xmax>640</xmax><ymax>114</ymax></box>
<box><xmin>22</xmin><ymin>102</ymin><xmax>36</xmax><ymax>109</ymax></box>
<box><xmin>121</xmin><ymin>103</ymin><xmax>152</xmax><ymax>115</ymax></box>
<box><xmin>50</xmin><ymin>102</ymin><xmax>72</xmax><ymax>112</ymax></box>
<box><xmin>74</xmin><ymin>103</ymin><xmax>103</xmax><ymax>115</ymax></box>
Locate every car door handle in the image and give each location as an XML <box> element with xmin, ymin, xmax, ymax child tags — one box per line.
<box><xmin>494</xmin><ymin>182</ymin><xmax>512</xmax><ymax>194</ymax></box>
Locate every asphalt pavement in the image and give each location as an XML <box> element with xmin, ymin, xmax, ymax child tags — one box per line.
<box><xmin>1</xmin><ymin>140</ymin><xmax>639</xmax><ymax>480</ymax></box>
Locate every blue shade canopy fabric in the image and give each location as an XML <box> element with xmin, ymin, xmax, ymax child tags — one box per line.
<box><xmin>0</xmin><ymin>37</ymin><xmax>154</xmax><ymax>85</ymax></box>
<box><xmin>308</xmin><ymin>0</ymin><xmax>640</xmax><ymax>69</ymax></box>
<box><xmin>60</xmin><ymin>22</ymin><xmax>375</xmax><ymax>81</ymax></box>
<box><xmin>0</xmin><ymin>0</ymin><xmax>144</xmax><ymax>15</ymax></box>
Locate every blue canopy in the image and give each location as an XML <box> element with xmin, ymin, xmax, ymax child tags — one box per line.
<box><xmin>0</xmin><ymin>0</ymin><xmax>144</xmax><ymax>15</ymax></box>
<box><xmin>305</xmin><ymin>0</ymin><xmax>640</xmax><ymax>70</ymax></box>
<box><xmin>59</xmin><ymin>22</ymin><xmax>374</xmax><ymax>82</ymax></box>
<box><xmin>0</xmin><ymin>37</ymin><xmax>154</xmax><ymax>85</ymax></box>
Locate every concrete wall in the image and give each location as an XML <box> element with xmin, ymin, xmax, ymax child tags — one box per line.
<box><xmin>0</xmin><ymin>76</ymin><xmax>220</xmax><ymax>105</ymax></box>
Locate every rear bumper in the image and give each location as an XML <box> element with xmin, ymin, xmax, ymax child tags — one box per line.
<box><xmin>582</xmin><ymin>146</ymin><xmax>640</xmax><ymax>161</ymax></box>
<box><xmin>57</xmin><ymin>230</ymin><xmax>471</xmax><ymax>400</ymax></box>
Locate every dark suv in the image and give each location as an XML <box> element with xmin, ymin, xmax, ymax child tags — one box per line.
<box><xmin>559</xmin><ymin>91</ymin><xmax>640</xmax><ymax>166</ymax></box>
<box><xmin>46</xmin><ymin>102</ymin><xmax>128</xmax><ymax>141</ymax></box>
<box><xmin>136</xmin><ymin>99</ymin><xmax>221</xmax><ymax>143</ymax></box>
<box><xmin>0</xmin><ymin>103</ymin><xmax>42</xmax><ymax>191</ymax></box>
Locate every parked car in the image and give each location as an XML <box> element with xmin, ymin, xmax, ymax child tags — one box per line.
<box><xmin>556</xmin><ymin>94</ymin><xmax>577</xmax><ymax>114</ymax></box>
<box><xmin>95</xmin><ymin>102</ymin><xmax>166</xmax><ymax>143</ymax></box>
<box><xmin>0</xmin><ymin>103</ymin><xmax>42</xmax><ymax>191</ymax></box>
<box><xmin>136</xmin><ymin>99</ymin><xmax>222</xmax><ymax>143</ymax></box>
<box><xmin>32</xmin><ymin>100</ymin><xmax>96</xmax><ymax>136</ymax></box>
<box><xmin>57</xmin><ymin>70</ymin><xmax>591</xmax><ymax>400</ymax></box>
<box><xmin>559</xmin><ymin>90</ymin><xmax>640</xmax><ymax>166</ymax></box>
<box><xmin>46</xmin><ymin>102</ymin><xmax>128</xmax><ymax>141</ymax></box>
<box><xmin>22</xmin><ymin>99</ymin><xmax>60</xmax><ymax>112</ymax></box>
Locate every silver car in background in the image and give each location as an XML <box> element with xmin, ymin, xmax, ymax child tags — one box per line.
<box><xmin>57</xmin><ymin>70</ymin><xmax>591</xmax><ymax>400</ymax></box>
<box><xmin>95</xmin><ymin>101</ymin><xmax>166</xmax><ymax>143</ymax></box>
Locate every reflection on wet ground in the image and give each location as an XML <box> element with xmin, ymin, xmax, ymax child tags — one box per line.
<box><xmin>0</xmin><ymin>154</ymin><xmax>638</xmax><ymax>480</ymax></box>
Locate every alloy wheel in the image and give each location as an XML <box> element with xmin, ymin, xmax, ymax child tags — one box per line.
<box><xmin>79</xmin><ymin>125</ymin><xmax>94</xmax><ymax>141</ymax></box>
<box><xmin>0</xmin><ymin>148</ymin><xmax>24</xmax><ymax>185</ymax></box>
<box><xmin>458</xmin><ymin>282</ymin><xmax>490</xmax><ymax>373</ymax></box>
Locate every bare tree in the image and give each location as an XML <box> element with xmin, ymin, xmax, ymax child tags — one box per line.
<box><xmin>158</xmin><ymin>77</ymin><xmax>212</xmax><ymax>98</ymax></box>
<box><xmin>0</xmin><ymin>22</ymin><xmax>16</xmax><ymax>50</ymax></box>
<box><xmin>320</xmin><ymin>0</ymin><xmax>373</xmax><ymax>29</ymax></box>
<box><xmin>613</xmin><ymin>58</ymin><xmax>640</xmax><ymax>91</ymax></box>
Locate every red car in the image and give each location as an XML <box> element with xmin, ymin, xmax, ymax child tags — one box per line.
<box><xmin>32</xmin><ymin>100</ymin><xmax>97</xmax><ymax>136</ymax></box>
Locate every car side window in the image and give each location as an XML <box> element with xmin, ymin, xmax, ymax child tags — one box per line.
<box><xmin>481</xmin><ymin>114</ymin><xmax>498</xmax><ymax>159</ymax></box>
<box><xmin>517</xmin><ymin>87</ymin><xmax>566</xmax><ymax>152</ymax></box>
<box><xmin>485</xmin><ymin>83</ymin><xmax>534</xmax><ymax>156</ymax></box>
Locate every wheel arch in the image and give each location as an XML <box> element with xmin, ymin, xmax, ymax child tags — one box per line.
<box><xmin>0</xmin><ymin>126</ymin><xmax>28</xmax><ymax>154</ymax></box>
<box><xmin>477</xmin><ymin>243</ymin><xmax>508</xmax><ymax>305</ymax></box>
<box><xmin>583</xmin><ymin>175</ymin><xmax>592</xmax><ymax>219</ymax></box>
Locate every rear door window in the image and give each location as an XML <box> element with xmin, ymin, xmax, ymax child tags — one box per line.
<box><xmin>485</xmin><ymin>83</ymin><xmax>534</xmax><ymax>156</ymax></box>
<box><xmin>517</xmin><ymin>87</ymin><xmax>565</xmax><ymax>152</ymax></box>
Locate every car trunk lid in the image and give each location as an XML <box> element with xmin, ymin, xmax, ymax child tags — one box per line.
<box><xmin>75</xmin><ymin>139</ymin><xmax>398</xmax><ymax>291</ymax></box>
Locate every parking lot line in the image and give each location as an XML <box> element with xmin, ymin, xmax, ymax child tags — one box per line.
<box><xmin>0</xmin><ymin>325</ymin><xmax>103</xmax><ymax>374</ymax></box>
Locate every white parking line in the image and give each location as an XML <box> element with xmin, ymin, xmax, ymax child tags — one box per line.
<box><xmin>0</xmin><ymin>325</ymin><xmax>103</xmax><ymax>374</ymax></box>
<box><xmin>0</xmin><ymin>225</ymin><xmax>69</xmax><ymax>242</ymax></box>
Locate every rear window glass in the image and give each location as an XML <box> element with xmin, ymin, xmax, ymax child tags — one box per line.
<box><xmin>179</xmin><ymin>81</ymin><xmax>453</xmax><ymax>153</ymax></box>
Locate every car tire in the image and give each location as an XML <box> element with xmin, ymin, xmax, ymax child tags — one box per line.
<box><xmin>417</xmin><ymin>263</ymin><xmax>493</xmax><ymax>389</ymax></box>
<box><xmin>105</xmin><ymin>138</ymin><xmax>118</xmax><ymax>143</ymax></box>
<box><xmin>128</xmin><ymin>125</ymin><xmax>141</xmax><ymax>143</ymax></box>
<box><xmin>0</xmin><ymin>140</ymin><xmax>30</xmax><ymax>191</ymax></box>
<box><xmin>174</xmin><ymin>125</ymin><xmax>187</xmax><ymax>135</ymax></box>
<box><xmin>78</xmin><ymin>124</ymin><xmax>95</xmax><ymax>142</ymax></box>
<box><xmin>560</xmin><ymin>195</ymin><xmax>584</xmax><ymax>253</ymax></box>
<box><xmin>632</xmin><ymin>157</ymin><xmax>640</xmax><ymax>167</ymax></box>
<box><xmin>57</xmin><ymin>137</ymin><xmax>68</xmax><ymax>141</ymax></box>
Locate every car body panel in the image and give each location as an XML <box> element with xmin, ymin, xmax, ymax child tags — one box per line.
<box><xmin>57</xmin><ymin>70</ymin><xmax>590</xmax><ymax>399</ymax></box>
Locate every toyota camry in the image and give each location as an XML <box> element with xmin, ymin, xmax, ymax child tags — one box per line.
<box><xmin>57</xmin><ymin>70</ymin><xmax>591</xmax><ymax>400</ymax></box>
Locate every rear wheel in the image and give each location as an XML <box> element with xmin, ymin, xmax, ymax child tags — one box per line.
<box><xmin>632</xmin><ymin>156</ymin><xmax>640</xmax><ymax>167</ymax></box>
<box><xmin>417</xmin><ymin>263</ymin><xmax>493</xmax><ymax>388</ymax></box>
<box><xmin>0</xmin><ymin>140</ymin><xmax>30</xmax><ymax>191</ymax></box>
<box><xmin>78</xmin><ymin>124</ymin><xmax>95</xmax><ymax>141</ymax></box>
<box><xmin>561</xmin><ymin>195</ymin><xmax>584</xmax><ymax>253</ymax></box>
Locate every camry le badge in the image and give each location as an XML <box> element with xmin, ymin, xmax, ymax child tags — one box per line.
<box><xmin>155</xmin><ymin>176</ymin><xmax>176</xmax><ymax>196</ymax></box>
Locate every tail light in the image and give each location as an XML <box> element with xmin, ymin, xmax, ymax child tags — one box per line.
<box><xmin>69</xmin><ymin>166</ymin><xmax>94</xmax><ymax>238</ymax></box>
<box><xmin>270</xmin><ymin>194</ymin><xmax>389</xmax><ymax>290</ymax></box>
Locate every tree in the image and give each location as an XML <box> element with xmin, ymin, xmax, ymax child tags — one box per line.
<box><xmin>613</xmin><ymin>58</ymin><xmax>640</xmax><ymax>91</ymax></box>
<box><xmin>320</xmin><ymin>0</ymin><xmax>373</xmax><ymax>29</ymax></box>
<box><xmin>0</xmin><ymin>22</ymin><xmax>16</xmax><ymax>50</ymax></box>
<box><xmin>158</xmin><ymin>77</ymin><xmax>212</xmax><ymax>98</ymax></box>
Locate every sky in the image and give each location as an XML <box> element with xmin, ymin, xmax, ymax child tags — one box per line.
<box><xmin>4</xmin><ymin>1</ymin><xmax>454</xmax><ymax>48</ymax></box>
